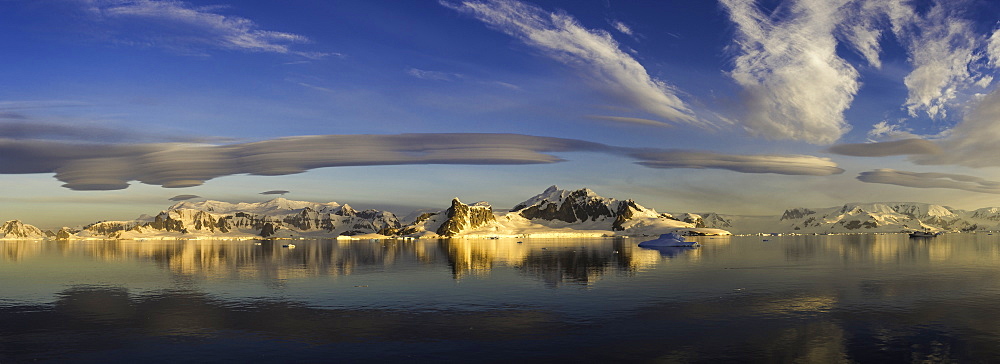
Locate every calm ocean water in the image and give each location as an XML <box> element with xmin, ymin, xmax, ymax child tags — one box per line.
<box><xmin>3</xmin><ymin>234</ymin><xmax>1000</xmax><ymax>362</ymax></box>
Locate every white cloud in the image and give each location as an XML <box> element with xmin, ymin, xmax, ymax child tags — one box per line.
<box><xmin>989</xmin><ymin>28</ymin><xmax>1000</xmax><ymax>67</ymax></box>
<box><xmin>611</xmin><ymin>20</ymin><xmax>633</xmax><ymax>36</ymax></box>
<box><xmin>857</xmin><ymin>169</ymin><xmax>1000</xmax><ymax>194</ymax></box>
<box><xmin>836</xmin><ymin>0</ymin><xmax>886</xmax><ymax>68</ymax></box>
<box><xmin>83</xmin><ymin>0</ymin><xmax>326</xmax><ymax>57</ymax></box>
<box><xmin>442</xmin><ymin>0</ymin><xmax>704</xmax><ymax>127</ymax></box>
<box><xmin>889</xmin><ymin>2</ymin><xmax>987</xmax><ymax>119</ymax></box>
<box><xmin>720</xmin><ymin>0</ymin><xmax>859</xmax><ymax>145</ymax></box>
<box><xmin>866</xmin><ymin>120</ymin><xmax>907</xmax><ymax>140</ymax></box>
<box><xmin>913</xmin><ymin>88</ymin><xmax>1000</xmax><ymax>167</ymax></box>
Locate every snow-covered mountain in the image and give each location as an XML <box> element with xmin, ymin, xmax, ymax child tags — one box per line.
<box><xmin>168</xmin><ymin>198</ymin><xmax>344</xmax><ymax>216</ymax></box>
<box><xmin>18</xmin><ymin>194</ymin><xmax>1000</xmax><ymax>239</ymax></box>
<box><xmin>697</xmin><ymin>202</ymin><xmax>1000</xmax><ymax>234</ymax></box>
<box><xmin>387</xmin><ymin>187</ymin><xmax>729</xmax><ymax>238</ymax></box>
<box><xmin>70</xmin><ymin>197</ymin><xmax>401</xmax><ymax>239</ymax></box>
<box><xmin>30</xmin><ymin>196</ymin><xmax>1000</xmax><ymax>239</ymax></box>
<box><xmin>0</xmin><ymin>220</ymin><xmax>46</xmax><ymax>240</ymax></box>
<box><xmin>397</xmin><ymin>198</ymin><xmax>502</xmax><ymax>237</ymax></box>
<box><xmin>503</xmin><ymin>186</ymin><xmax>728</xmax><ymax>236</ymax></box>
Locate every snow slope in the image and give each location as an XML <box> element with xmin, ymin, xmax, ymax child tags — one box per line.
<box><xmin>697</xmin><ymin>202</ymin><xmax>1000</xmax><ymax>234</ymax></box>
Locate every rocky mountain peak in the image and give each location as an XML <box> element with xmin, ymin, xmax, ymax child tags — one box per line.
<box><xmin>513</xmin><ymin>186</ymin><xmax>622</xmax><ymax>223</ymax></box>
<box><xmin>435</xmin><ymin>198</ymin><xmax>496</xmax><ymax>237</ymax></box>
<box><xmin>337</xmin><ymin>204</ymin><xmax>357</xmax><ymax>216</ymax></box>
<box><xmin>1</xmin><ymin>220</ymin><xmax>45</xmax><ymax>239</ymax></box>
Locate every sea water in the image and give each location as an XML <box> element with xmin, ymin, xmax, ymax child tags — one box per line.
<box><xmin>3</xmin><ymin>234</ymin><xmax>1000</xmax><ymax>362</ymax></box>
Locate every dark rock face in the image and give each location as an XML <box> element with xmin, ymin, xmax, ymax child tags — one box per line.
<box><xmin>222</xmin><ymin>212</ymin><xmax>267</xmax><ymax>231</ymax></box>
<box><xmin>516</xmin><ymin>188</ymin><xmax>615</xmax><ymax>223</ymax></box>
<box><xmin>281</xmin><ymin>208</ymin><xmax>328</xmax><ymax>231</ymax></box>
<box><xmin>260</xmin><ymin>222</ymin><xmax>280</xmax><ymax>237</ymax></box>
<box><xmin>377</xmin><ymin>226</ymin><xmax>399</xmax><ymax>236</ymax></box>
<box><xmin>972</xmin><ymin>209</ymin><xmax>1000</xmax><ymax>221</ymax></box>
<box><xmin>397</xmin><ymin>213</ymin><xmax>437</xmax><ymax>236</ymax></box>
<box><xmin>436</xmin><ymin>199</ymin><xmax>496</xmax><ymax>237</ymax></box>
<box><xmin>781</xmin><ymin>208</ymin><xmax>816</xmax><ymax>220</ymax></box>
<box><xmin>84</xmin><ymin>221</ymin><xmax>132</xmax><ymax>237</ymax></box>
<box><xmin>56</xmin><ymin>228</ymin><xmax>74</xmax><ymax>240</ymax></box>
<box><xmin>681</xmin><ymin>214</ymin><xmax>704</xmax><ymax>228</ymax></box>
<box><xmin>840</xmin><ymin>220</ymin><xmax>878</xmax><ymax>229</ymax></box>
<box><xmin>612</xmin><ymin>200</ymin><xmax>642</xmax><ymax>231</ymax></box>
<box><xmin>922</xmin><ymin>216</ymin><xmax>971</xmax><ymax>231</ymax></box>
<box><xmin>517</xmin><ymin>201</ymin><xmax>576</xmax><ymax>223</ymax></box>
<box><xmin>148</xmin><ymin>213</ymin><xmax>187</xmax><ymax>233</ymax></box>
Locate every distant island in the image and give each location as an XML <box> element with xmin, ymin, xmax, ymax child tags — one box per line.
<box><xmin>3</xmin><ymin>186</ymin><xmax>999</xmax><ymax>240</ymax></box>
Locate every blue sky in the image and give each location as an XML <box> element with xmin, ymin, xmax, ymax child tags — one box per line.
<box><xmin>2</xmin><ymin>0</ymin><xmax>1000</xmax><ymax>228</ymax></box>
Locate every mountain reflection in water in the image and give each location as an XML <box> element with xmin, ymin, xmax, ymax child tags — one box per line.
<box><xmin>0</xmin><ymin>238</ymin><xmax>691</xmax><ymax>284</ymax></box>
<box><xmin>4</xmin><ymin>235</ymin><xmax>1000</xmax><ymax>362</ymax></box>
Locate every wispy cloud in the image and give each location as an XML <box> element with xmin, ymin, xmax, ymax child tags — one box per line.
<box><xmin>867</xmin><ymin>120</ymin><xmax>909</xmax><ymax>140</ymax></box>
<box><xmin>295</xmin><ymin>82</ymin><xmax>335</xmax><ymax>93</ymax></box>
<box><xmin>989</xmin><ymin>28</ymin><xmax>1000</xmax><ymax>67</ymax></box>
<box><xmin>82</xmin><ymin>0</ymin><xmax>328</xmax><ymax>57</ymax></box>
<box><xmin>826</xmin><ymin>138</ymin><xmax>942</xmax><ymax>157</ymax></box>
<box><xmin>0</xmin><ymin>120</ymin><xmax>230</xmax><ymax>144</ymax></box>
<box><xmin>441</xmin><ymin>0</ymin><xmax>705</xmax><ymax>127</ymax></box>
<box><xmin>720</xmin><ymin>0</ymin><xmax>859</xmax><ymax>145</ymax></box>
<box><xmin>631</xmin><ymin>150</ymin><xmax>844</xmax><ymax>176</ymax></box>
<box><xmin>836</xmin><ymin>0</ymin><xmax>886</xmax><ymax>68</ymax></box>
<box><xmin>0</xmin><ymin>100</ymin><xmax>91</xmax><ymax>111</ymax></box>
<box><xmin>0</xmin><ymin>99</ymin><xmax>238</xmax><ymax>144</ymax></box>
<box><xmin>406</xmin><ymin>68</ymin><xmax>464</xmax><ymax>81</ymax></box>
<box><xmin>0</xmin><ymin>133</ymin><xmax>842</xmax><ymax>191</ymax></box>
<box><xmin>857</xmin><ymin>169</ymin><xmax>1000</xmax><ymax>194</ymax></box>
<box><xmin>0</xmin><ymin>112</ymin><xmax>27</xmax><ymax>120</ymax></box>
<box><xmin>584</xmin><ymin>115</ymin><xmax>671</xmax><ymax>127</ymax></box>
<box><xmin>611</xmin><ymin>20</ymin><xmax>633</xmax><ymax>36</ymax></box>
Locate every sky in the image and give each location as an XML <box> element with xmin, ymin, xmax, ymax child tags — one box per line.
<box><xmin>2</xmin><ymin>0</ymin><xmax>1000</xmax><ymax>228</ymax></box>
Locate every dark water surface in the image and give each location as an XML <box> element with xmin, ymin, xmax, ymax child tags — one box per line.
<box><xmin>3</xmin><ymin>234</ymin><xmax>1000</xmax><ymax>362</ymax></box>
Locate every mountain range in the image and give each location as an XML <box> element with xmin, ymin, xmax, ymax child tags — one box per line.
<box><xmin>6</xmin><ymin>187</ymin><xmax>1000</xmax><ymax>240</ymax></box>
<box><xmin>695</xmin><ymin>202</ymin><xmax>1000</xmax><ymax>234</ymax></box>
<box><xmin>0</xmin><ymin>186</ymin><xmax>727</xmax><ymax>240</ymax></box>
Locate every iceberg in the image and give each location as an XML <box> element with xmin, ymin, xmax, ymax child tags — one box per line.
<box><xmin>638</xmin><ymin>232</ymin><xmax>701</xmax><ymax>247</ymax></box>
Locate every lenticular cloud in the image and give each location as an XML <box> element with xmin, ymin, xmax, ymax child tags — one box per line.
<box><xmin>826</xmin><ymin>139</ymin><xmax>942</xmax><ymax>157</ymax></box>
<box><xmin>631</xmin><ymin>150</ymin><xmax>844</xmax><ymax>176</ymax></box>
<box><xmin>858</xmin><ymin>169</ymin><xmax>1000</xmax><ymax>194</ymax></box>
<box><xmin>0</xmin><ymin>133</ymin><xmax>843</xmax><ymax>191</ymax></box>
